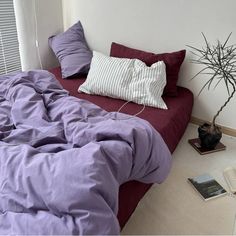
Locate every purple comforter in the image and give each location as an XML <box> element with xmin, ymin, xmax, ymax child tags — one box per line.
<box><xmin>0</xmin><ymin>70</ymin><xmax>171</xmax><ymax>235</ymax></box>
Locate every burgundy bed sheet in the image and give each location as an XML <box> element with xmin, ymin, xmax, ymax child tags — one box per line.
<box><xmin>49</xmin><ymin>67</ymin><xmax>194</xmax><ymax>229</ymax></box>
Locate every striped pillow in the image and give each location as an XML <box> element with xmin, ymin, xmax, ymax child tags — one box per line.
<box><xmin>78</xmin><ymin>51</ymin><xmax>168</xmax><ymax>109</ymax></box>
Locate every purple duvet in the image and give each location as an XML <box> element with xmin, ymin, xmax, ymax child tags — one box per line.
<box><xmin>0</xmin><ymin>70</ymin><xmax>172</xmax><ymax>235</ymax></box>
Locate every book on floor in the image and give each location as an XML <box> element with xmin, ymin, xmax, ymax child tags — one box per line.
<box><xmin>223</xmin><ymin>167</ymin><xmax>236</xmax><ymax>193</ymax></box>
<box><xmin>188</xmin><ymin>173</ymin><xmax>227</xmax><ymax>201</ymax></box>
<box><xmin>188</xmin><ymin>138</ymin><xmax>226</xmax><ymax>155</ymax></box>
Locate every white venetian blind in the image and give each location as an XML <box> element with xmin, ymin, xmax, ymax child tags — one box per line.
<box><xmin>0</xmin><ymin>0</ymin><xmax>21</xmax><ymax>75</ymax></box>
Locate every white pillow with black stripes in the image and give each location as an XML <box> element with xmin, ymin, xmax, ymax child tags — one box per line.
<box><xmin>78</xmin><ymin>51</ymin><xmax>167</xmax><ymax>109</ymax></box>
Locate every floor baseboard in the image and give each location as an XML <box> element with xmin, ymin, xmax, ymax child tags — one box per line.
<box><xmin>190</xmin><ymin>116</ymin><xmax>236</xmax><ymax>137</ymax></box>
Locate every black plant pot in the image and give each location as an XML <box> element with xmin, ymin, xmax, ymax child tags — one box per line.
<box><xmin>198</xmin><ymin>123</ymin><xmax>222</xmax><ymax>149</ymax></box>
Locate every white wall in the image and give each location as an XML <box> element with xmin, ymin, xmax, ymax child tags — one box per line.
<box><xmin>14</xmin><ymin>0</ymin><xmax>63</xmax><ymax>70</ymax></box>
<box><xmin>62</xmin><ymin>0</ymin><xmax>236</xmax><ymax>129</ymax></box>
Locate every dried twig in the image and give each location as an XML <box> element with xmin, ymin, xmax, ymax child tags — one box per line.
<box><xmin>187</xmin><ymin>33</ymin><xmax>236</xmax><ymax>126</ymax></box>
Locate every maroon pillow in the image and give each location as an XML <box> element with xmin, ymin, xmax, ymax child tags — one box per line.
<box><xmin>110</xmin><ymin>42</ymin><xmax>186</xmax><ymax>96</ymax></box>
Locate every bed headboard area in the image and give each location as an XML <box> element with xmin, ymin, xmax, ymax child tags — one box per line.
<box><xmin>61</xmin><ymin>0</ymin><xmax>236</xmax><ymax>130</ymax></box>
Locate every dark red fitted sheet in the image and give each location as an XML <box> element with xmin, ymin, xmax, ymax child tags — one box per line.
<box><xmin>49</xmin><ymin>67</ymin><xmax>194</xmax><ymax>228</ymax></box>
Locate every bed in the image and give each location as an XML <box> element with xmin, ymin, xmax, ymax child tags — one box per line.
<box><xmin>50</xmin><ymin>67</ymin><xmax>194</xmax><ymax>229</ymax></box>
<box><xmin>0</xmin><ymin>69</ymin><xmax>181</xmax><ymax>235</ymax></box>
<box><xmin>1</xmin><ymin>17</ymin><xmax>193</xmax><ymax>233</ymax></box>
<box><xmin>0</xmin><ymin>66</ymin><xmax>193</xmax><ymax>234</ymax></box>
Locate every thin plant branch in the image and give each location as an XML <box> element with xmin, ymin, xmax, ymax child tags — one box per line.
<box><xmin>187</xmin><ymin>33</ymin><xmax>236</xmax><ymax>126</ymax></box>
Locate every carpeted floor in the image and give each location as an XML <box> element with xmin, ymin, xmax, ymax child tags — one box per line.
<box><xmin>122</xmin><ymin>123</ymin><xmax>236</xmax><ymax>235</ymax></box>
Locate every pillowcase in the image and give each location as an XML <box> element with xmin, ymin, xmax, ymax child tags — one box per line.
<box><xmin>78</xmin><ymin>51</ymin><xmax>167</xmax><ymax>109</ymax></box>
<box><xmin>48</xmin><ymin>21</ymin><xmax>92</xmax><ymax>78</ymax></box>
<box><xmin>110</xmin><ymin>42</ymin><xmax>186</xmax><ymax>96</ymax></box>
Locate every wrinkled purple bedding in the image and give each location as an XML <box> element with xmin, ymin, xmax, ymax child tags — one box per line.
<box><xmin>0</xmin><ymin>70</ymin><xmax>172</xmax><ymax>235</ymax></box>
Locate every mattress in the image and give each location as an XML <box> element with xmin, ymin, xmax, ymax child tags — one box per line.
<box><xmin>49</xmin><ymin>67</ymin><xmax>194</xmax><ymax>228</ymax></box>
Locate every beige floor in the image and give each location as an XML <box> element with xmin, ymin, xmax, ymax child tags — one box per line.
<box><xmin>121</xmin><ymin>123</ymin><xmax>236</xmax><ymax>235</ymax></box>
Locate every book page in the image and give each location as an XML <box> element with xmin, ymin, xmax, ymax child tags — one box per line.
<box><xmin>223</xmin><ymin>168</ymin><xmax>236</xmax><ymax>192</ymax></box>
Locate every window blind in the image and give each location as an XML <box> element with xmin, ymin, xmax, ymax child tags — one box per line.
<box><xmin>0</xmin><ymin>0</ymin><xmax>21</xmax><ymax>75</ymax></box>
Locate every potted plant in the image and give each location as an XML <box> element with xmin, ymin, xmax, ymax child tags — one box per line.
<box><xmin>187</xmin><ymin>33</ymin><xmax>236</xmax><ymax>149</ymax></box>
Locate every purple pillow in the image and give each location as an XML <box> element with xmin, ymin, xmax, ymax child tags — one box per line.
<box><xmin>110</xmin><ymin>42</ymin><xmax>186</xmax><ymax>96</ymax></box>
<box><xmin>49</xmin><ymin>21</ymin><xmax>92</xmax><ymax>78</ymax></box>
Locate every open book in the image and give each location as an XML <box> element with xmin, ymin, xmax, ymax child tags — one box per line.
<box><xmin>223</xmin><ymin>167</ymin><xmax>236</xmax><ymax>193</ymax></box>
